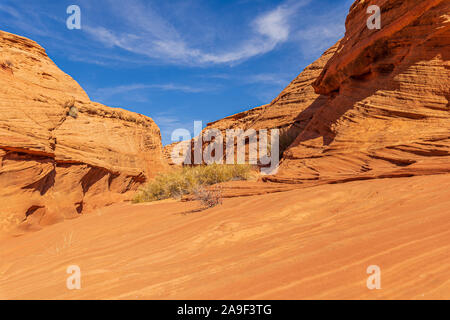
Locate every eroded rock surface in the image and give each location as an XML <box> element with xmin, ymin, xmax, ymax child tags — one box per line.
<box><xmin>0</xmin><ymin>31</ymin><xmax>165</xmax><ymax>232</ymax></box>
<box><xmin>268</xmin><ymin>0</ymin><xmax>450</xmax><ymax>183</ymax></box>
<box><xmin>188</xmin><ymin>0</ymin><xmax>450</xmax><ymax>186</ymax></box>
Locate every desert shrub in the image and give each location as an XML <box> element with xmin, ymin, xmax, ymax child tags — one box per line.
<box><xmin>68</xmin><ymin>106</ymin><xmax>78</xmax><ymax>118</ymax></box>
<box><xmin>193</xmin><ymin>186</ymin><xmax>223</xmax><ymax>208</ymax></box>
<box><xmin>64</xmin><ymin>98</ymin><xmax>78</xmax><ymax>118</ymax></box>
<box><xmin>133</xmin><ymin>164</ymin><xmax>252</xmax><ymax>203</ymax></box>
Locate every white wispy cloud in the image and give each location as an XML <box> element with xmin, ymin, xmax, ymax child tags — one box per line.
<box><xmin>0</xmin><ymin>2</ymin><xmax>56</xmax><ymax>37</ymax></box>
<box><xmin>94</xmin><ymin>83</ymin><xmax>211</xmax><ymax>100</ymax></box>
<box><xmin>293</xmin><ymin>0</ymin><xmax>350</xmax><ymax>59</ymax></box>
<box><xmin>198</xmin><ymin>72</ymin><xmax>293</xmax><ymax>90</ymax></box>
<box><xmin>244</xmin><ymin>73</ymin><xmax>292</xmax><ymax>86</ymax></box>
<box><xmin>0</xmin><ymin>4</ymin><xmax>21</xmax><ymax>18</ymax></box>
<box><xmin>295</xmin><ymin>24</ymin><xmax>345</xmax><ymax>58</ymax></box>
<box><xmin>254</xmin><ymin>4</ymin><xmax>291</xmax><ymax>43</ymax></box>
<box><xmin>83</xmin><ymin>0</ymin><xmax>309</xmax><ymax>66</ymax></box>
<box><xmin>1</xmin><ymin>0</ymin><xmax>347</xmax><ymax>68</ymax></box>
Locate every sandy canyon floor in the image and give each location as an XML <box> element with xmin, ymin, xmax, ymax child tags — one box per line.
<box><xmin>0</xmin><ymin>174</ymin><xmax>449</xmax><ymax>300</ymax></box>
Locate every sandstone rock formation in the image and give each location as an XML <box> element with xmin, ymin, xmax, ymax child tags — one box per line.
<box><xmin>164</xmin><ymin>0</ymin><xmax>449</xmax><ymax>193</ymax></box>
<box><xmin>0</xmin><ymin>30</ymin><xmax>165</xmax><ymax>233</ymax></box>
<box><xmin>270</xmin><ymin>0</ymin><xmax>450</xmax><ymax>184</ymax></box>
<box><xmin>182</xmin><ymin>0</ymin><xmax>449</xmax><ymax>187</ymax></box>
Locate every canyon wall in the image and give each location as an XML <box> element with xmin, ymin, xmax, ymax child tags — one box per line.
<box><xmin>187</xmin><ymin>0</ymin><xmax>449</xmax><ymax>186</ymax></box>
<box><xmin>269</xmin><ymin>0</ymin><xmax>450</xmax><ymax>184</ymax></box>
<box><xmin>0</xmin><ymin>31</ymin><xmax>165</xmax><ymax>232</ymax></box>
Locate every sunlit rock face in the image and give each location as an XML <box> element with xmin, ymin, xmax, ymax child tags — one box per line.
<box><xmin>0</xmin><ymin>30</ymin><xmax>166</xmax><ymax>232</ymax></box>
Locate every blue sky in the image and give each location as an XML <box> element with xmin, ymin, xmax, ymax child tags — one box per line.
<box><xmin>1</xmin><ymin>0</ymin><xmax>353</xmax><ymax>144</ymax></box>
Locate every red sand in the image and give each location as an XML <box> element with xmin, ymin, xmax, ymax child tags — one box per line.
<box><xmin>1</xmin><ymin>174</ymin><xmax>449</xmax><ymax>299</ymax></box>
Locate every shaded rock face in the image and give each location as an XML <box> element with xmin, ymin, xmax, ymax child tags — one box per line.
<box><xmin>0</xmin><ymin>31</ymin><xmax>165</xmax><ymax>232</ymax></box>
<box><xmin>268</xmin><ymin>0</ymin><xmax>450</xmax><ymax>184</ymax></box>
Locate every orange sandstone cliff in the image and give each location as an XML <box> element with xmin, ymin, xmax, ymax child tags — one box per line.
<box><xmin>1</xmin><ymin>1</ymin><xmax>450</xmax><ymax>300</ymax></box>
<box><xmin>0</xmin><ymin>30</ymin><xmax>165</xmax><ymax>233</ymax></box>
<box><xmin>194</xmin><ymin>0</ymin><xmax>449</xmax><ymax>185</ymax></box>
<box><xmin>270</xmin><ymin>0</ymin><xmax>450</xmax><ymax>184</ymax></box>
<box><xmin>2</xmin><ymin>0</ymin><xmax>449</xmax><ymax>232</ymax></box>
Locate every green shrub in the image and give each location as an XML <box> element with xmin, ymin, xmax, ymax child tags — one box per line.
<box><xmin>68</xmin><ymin>106</ymin><xmax>78</xmax><ymax>118</ymax></box>
<box><xmin>133</xmin><ymin>164</ymin><xmax>252</xmax><ymax>203</ymax></box>
<box><xmin>64</xmin><ymin>98</ymin><xmax>78</xmax><ymax>118</ymax></box>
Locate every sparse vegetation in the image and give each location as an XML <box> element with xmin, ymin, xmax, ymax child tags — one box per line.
<box><xmin>68</xmin><ymin>106</ymin><xmax>78</xmax><ymax>118</ymax></box>
<box><xmin>64</xmin><ymin>98</ymin><xmax>78</xmax><ymax>118</ymax></box>
<box><xmin>133</xmin><ymin>164</ymin><xmax>252</xmax><ymax>203</ymax></box>
<box><xmin>193</xmin><ymin>186</ymin><xmax>223</xmax><ymax>208</ymax></box>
